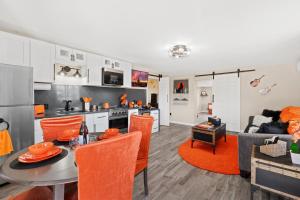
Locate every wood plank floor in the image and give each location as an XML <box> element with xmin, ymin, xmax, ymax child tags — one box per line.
<box><xmin>133</xmin><ymin>124</ymin><xmax>290</xmax><ymax>200</ymax></box>
<box><xmin>0</xmin><ymin>124</ymin><xmax>291</xmax><ymax>200</ymax></box>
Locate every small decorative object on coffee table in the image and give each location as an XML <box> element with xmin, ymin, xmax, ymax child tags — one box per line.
<box><xmin>191</xmin><ymin>122</ymin><xmax>226</xmax><ymax>154</ymax></box>
<box><xmin>251</xmin><ymin>145</ymin><xmax>300</xmax><ymax>200</ymax></box>
<box><xmin>290</xmin><ymin>131</ymin><xmax>300</xmax><ymax>165</ymax></box>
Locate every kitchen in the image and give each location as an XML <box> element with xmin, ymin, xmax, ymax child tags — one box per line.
<box><xmin>0</xmin><ymin>30</ymin><xmax>164</xmax><ymax>187</ymax></box>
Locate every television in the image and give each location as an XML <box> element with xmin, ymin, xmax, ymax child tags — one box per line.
<box><xmin>131</xmin><ymin>70</ymin><xmax>149</xmax><ymax>87</ymax></box>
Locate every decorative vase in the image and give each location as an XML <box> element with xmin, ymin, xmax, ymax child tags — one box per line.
<box><xmin>290</xmin><ymin>150</ymin><xmax>300</xmax><ymax>165</ymax></box>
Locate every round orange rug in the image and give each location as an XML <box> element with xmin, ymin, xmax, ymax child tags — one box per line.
<box><xmin>178</xmin><ymin>135</ymin><xmax>240</xmax><ymax>175</ymax></box>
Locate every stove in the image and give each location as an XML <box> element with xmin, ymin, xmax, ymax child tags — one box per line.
<box><xmin>108</xmin><ymin>107</ymin><xmax>128</xmax><ymax>132</ymax></box>
<box><xmin>108</xmin><ymin>107</ymin><xmax>128</xmax><ymax>120</ymax></box>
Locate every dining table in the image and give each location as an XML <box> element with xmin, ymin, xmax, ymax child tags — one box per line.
<box><xmin>0</xmin><ymin>132</ymin><xmax>102</xmax><ymax>200</ymax></box>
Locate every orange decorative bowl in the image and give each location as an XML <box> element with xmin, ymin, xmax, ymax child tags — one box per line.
<box><xmin>28</xmin><ymin>142</ymin><xmax>54</xmax><ymax>155</ymax></box>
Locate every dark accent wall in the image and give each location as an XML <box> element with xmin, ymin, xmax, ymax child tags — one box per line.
<box><xmin>34</xmin><ymin>84</ymin><xmax>146</xmax><ymax>111</ymax></box>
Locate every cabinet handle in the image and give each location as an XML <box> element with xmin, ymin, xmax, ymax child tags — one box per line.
<box><xmin>87</xmin><ymin>69</ymin><xmax>90</xmax><ymax>83</ymax></box>
<box><xmin>97</xmin><ymin>116</ymin><xmax>106</xmax><ymax>119</ymax></box>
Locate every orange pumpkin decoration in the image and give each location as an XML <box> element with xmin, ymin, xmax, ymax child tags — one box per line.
<box><xmin>137</xmin><ymin>100</ymin><xmax>143</xmax><ymax>107</ymax></box>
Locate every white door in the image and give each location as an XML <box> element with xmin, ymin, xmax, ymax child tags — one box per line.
<box><xmin>159</xmin><ymin>77</ymin><xmax>170</xmax><ymax>126</ymax></box>
<box><xmin>30</xmin><ymin>39</ymin><xmax>55</xmax><ymax>83</ymax></box>
<box><xmin>212</xmin><ymin>74</ymin><xmax>240</xmax><ymax>132</ymax></box>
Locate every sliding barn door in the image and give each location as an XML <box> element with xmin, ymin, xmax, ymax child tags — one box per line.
<box><xmin>212</xmin><ymin>74</ymin><xmax>240</xmax><ymax>132</ymax></box>
<box><xmin>159</xmin><ymin>77</ymin><xmax>170</xmax><ymax>126</ymax></box>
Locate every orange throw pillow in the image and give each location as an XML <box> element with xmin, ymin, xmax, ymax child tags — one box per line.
<box><xmin>280</xmin><ymin>106</ymin><xmax>300</xmax><ymax>123</ymax></box>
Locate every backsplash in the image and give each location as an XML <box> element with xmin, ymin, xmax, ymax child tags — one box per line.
<box><xmin>34</xmin><ymin>85</ymin><xmax>146</xmax><ymax>111</ymax></box>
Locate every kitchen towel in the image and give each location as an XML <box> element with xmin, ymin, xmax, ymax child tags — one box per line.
<box><xmin>0</xmin><ymin>129</ymin><xmax>13</xmax><ymax>156</ymax></box>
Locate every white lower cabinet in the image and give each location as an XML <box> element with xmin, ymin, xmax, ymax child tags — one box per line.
<box><xmin>85</xmin><ymin>112</ymin><xmax>109</xmax><ymax>132</ymax></box>
<box><xmin>150</xmin><ymin>110</ymin><xmax>159</xmax><ymax>133</ymax></box>
<box><xmin>34</xmin><ymin>119</ymin><xmax>44</xmax><ymax>144</ymax></box>
<box><xmin>128</xmin><ymin>109</ymin><xmax>139</xmax><ymax>128</ymax></box>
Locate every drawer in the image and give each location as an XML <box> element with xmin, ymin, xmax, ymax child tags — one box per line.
<box><xmin>92</xmin><ymin>112</ymin><xmax>108</xmax><ymax>119</ymax></box>
<box><xmin>150</xmin><ymin>110</ymin><xmax>159</xmax><ymax>115</ymax></box>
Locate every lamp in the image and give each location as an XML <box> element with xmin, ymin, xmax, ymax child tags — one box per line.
<box><xmin>73</xmin><ymin>69</ymin><xmax>82</xmax><ymax>78</ymax></box>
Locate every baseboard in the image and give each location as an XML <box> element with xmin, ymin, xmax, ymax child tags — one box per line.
<box><xmin>170</xmin><ymin>121</ymin><xmax>195</xmax><ymax>126</ymax></box>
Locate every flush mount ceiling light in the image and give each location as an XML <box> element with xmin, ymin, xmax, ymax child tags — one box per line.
<box><xmin>169</xmin><ymin>44</ymin><xmax>191</xmax><ymax>58</ymax></box>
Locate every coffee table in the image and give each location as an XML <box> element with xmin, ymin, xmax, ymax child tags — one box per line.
<box><xmin>191</xmin><ymin>122</ymin><xmax>226</xmax><ymax>154</ymax></box>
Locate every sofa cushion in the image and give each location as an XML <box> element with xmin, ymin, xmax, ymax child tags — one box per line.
<box><xmin>252</xmin><ymin>115</ymin><xmax>272</xmax><ymax>127</ymax></box>
<box><xmin>257</xmin><ymin>121</ymin><xmax>288</xmax><ymax>134</ymax></box>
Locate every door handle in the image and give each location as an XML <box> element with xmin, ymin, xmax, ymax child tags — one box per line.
<box><xmin>212</xmin><ymin>94</ymin><xmax>215</xmax><ymax>103</ymax></box>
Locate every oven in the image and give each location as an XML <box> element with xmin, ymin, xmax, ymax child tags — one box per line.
<box><xmin>109</xmin><ymin>117</ymin><xmax>128</xmax><ymax>133</ymax></box>
<box><xmin>108</xmin><ymin>108</ymin><xmax>128</xmax><ymax>133</ymax></box>
<box><xmin>102</xmin><ymin>67</ymin><xmax>124</xmax><ymax>86</ymax></box>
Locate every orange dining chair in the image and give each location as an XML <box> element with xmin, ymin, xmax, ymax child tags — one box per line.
<box><xmin>7</xmin><ymin>186</ymin><xmax>53</xmax><ymax>200</ymax></box>
<box><xmin>40</xmin><ymin>115</ymin><xmax>83</xmax><ymax>142</ymax></box>
<box><xmin>129</xmin><ymin>115</ymin><xmax>154</xmax><ymax>196</ymax></box>
<box><xmin>75</xmin><ymin>131</ymin><xmax>142</xmax><ymax>200</ymax></box>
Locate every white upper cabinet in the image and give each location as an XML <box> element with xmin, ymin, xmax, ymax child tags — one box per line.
<box><xmin>102</xmin><ymin>57</ymin><xmax>121</xmax><ymax>70</ymax></box>
<box><xmin>55</xmin><ymin>45</ymin><xmax>86</xmax><ymax>65</ymax></box>
<box><xmin>0</xmin><ymin>31</ymin><xmax>30</xmax><ymax>66</ymax></box>
<box><xmin>120</xmin><ymin>61</ymin><xmax>132</xmax><ymax>88</ymax></box>
<box><xmin>73</xmin><ymin>49</ymin><xmax>86</xmax><ymax>65</ymax></box>
<box><xmin>30</xmin><ymin>39</ymin><xmax>55</xmax><ymax>83</ymax></box>
<box><xmin>86</xmin><ymin>53</ymin><xmax>103</xmax><ymax>86</ymax></box>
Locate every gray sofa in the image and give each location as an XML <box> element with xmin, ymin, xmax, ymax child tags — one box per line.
<box><xmin>238</xmin><ymin>116</ymin><xmax>292</xmax><ymax>178</ymax></box>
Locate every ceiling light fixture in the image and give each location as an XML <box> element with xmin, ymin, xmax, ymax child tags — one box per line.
<box><xmin>169</xmin><ymin>44</ymin><xmax>191</xmax><ymax>58</ymax></box>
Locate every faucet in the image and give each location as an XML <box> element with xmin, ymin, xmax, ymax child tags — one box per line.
<box><xmin>64</xmin><ymin>100</ymin><xmax>72</xmax><ymax>111</ymax></box>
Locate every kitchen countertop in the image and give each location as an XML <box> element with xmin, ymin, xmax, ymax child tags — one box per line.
<box><xmin>34</xmin><ymin>109</ymin><xmax>109</xmax><ymax>119</ymax></box>
<box><xmin>35</xmin><ymin>107</ymin><xmax>159</xmax><ymax>119</ymax></box>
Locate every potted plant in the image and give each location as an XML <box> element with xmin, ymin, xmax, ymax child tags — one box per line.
<box><xmin>290</xmin><ymin>132</ymin><xmax>300</xmax><ymax>165</ymax></box>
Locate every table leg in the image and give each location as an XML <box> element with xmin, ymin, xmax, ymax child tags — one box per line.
<box><xmin>224</xmin><ymin>134</ymin><xmax>227</xmax><ymax>142</ymax></box>
<box><xmin>53</xmin><ymin>184</ymin><xmax>64</xmax><ymax>200</ymax></box>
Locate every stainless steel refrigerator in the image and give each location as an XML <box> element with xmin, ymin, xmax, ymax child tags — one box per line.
<box><xmin>0</xmin><ymin>63</ymin><xmax>34</xmax><ymax>185</ymax></box>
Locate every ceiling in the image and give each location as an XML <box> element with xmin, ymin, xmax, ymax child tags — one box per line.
<box><xmin>1</xmin><ymin>0</ymin><xmax>300</xmax><ymax>76</ymax></box>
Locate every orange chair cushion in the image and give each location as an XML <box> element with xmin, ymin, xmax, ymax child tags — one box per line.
<box><xmin>75</xmin><ymin>131</ymin><xmax>142</xmax><ymax>200</ymax></box>
<box><xmin>40</xmin><ymin>115</ymin><xmax>83</xmax><ymax>142</ymax></box>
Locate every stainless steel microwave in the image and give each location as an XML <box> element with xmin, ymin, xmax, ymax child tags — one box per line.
<box><xmin>102</xmin><ymin>68</ymin><xmax>124</xmax><ymax>86</ymax></box>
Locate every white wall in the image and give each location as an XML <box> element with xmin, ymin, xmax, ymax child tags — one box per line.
<box><xmin>169</xmin><ymin>64</ymin><xmax>300</xmax><ymax>129</ymax></box>
<box><xmin>170</xmin><ymin>76</ymin><xmax>197</xmax><ymax>126</ymax></box>
<box><xmin>240</xmin><ymin>64</ymin><xmax>300</xmax><ymax>130</ymax></box>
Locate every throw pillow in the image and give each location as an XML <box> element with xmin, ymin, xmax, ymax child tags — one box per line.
<box><xmin>252</xmin><ymin>115</ymin><xmax>272</xmax><ymax>127</ymax></box>
<box><xmin>248</xmin><ymin>126</ymin><xmax>259</xmax><ymax>134</ymax></box>
<box><xmin>262</xmin><ymin>109</ymin><xmax>281</xmax><ymax>122</ymax></box>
